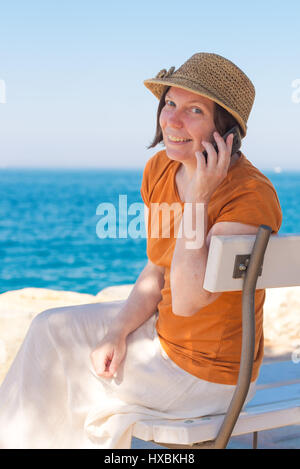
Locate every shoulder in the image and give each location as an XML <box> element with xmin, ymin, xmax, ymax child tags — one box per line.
<box><xmin>224</xmin><ymin>153</ymin><xmax>280</xmax><ymax>202</ymax></box>
<box><xmin>211</xmin><ymin>153</ymin><xmax>282</xmax><ymax>233</ymax></box>
<box><xmin>143</xmin><ymin>149</ymin><xmax>172</xmax><ymax>179</ymax></box>
<box><xmin>142</xmin><ymin>149</ymin><xmax>175</xmax><ymax>191</ymax></box>
<box><xmin>141</xmin><ymin>149</ymin><xmax>174</xmax><ymax>207</ymax></box>
<box><xmin>236</xmin><ymin>153</ymin><xmax>276</xmax><ymax>188</ymax></box>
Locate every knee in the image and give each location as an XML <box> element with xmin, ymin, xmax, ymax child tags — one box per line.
<box><xmin>31</xmin><ymin>305</ymin><xmax>72</xmax><ymax>332</ymax></box>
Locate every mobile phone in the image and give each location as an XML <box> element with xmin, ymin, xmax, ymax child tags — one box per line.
<box><xmin>202</xmin><ymin>126</ymin><xmax>242</xmax><ymax>162</ymax></box>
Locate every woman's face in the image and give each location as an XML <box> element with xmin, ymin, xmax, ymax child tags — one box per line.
<box><xmin>159</xmin><ymin>86</ymin><xmax>217</xmax><ymax>163</ymax></box>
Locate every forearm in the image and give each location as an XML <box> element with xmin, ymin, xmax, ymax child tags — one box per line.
<box><xmin>170</xmin><ymin>201</ymin><xmax>215</xmax><ymax>316</ymax></box>
<box><xmin>110</xmin><ymin>261</ymin><xmax>164</xmax><ymax>338</ymax></box>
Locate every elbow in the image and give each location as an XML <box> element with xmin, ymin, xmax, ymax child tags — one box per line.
<box><xmin>171</xmin><ymin>298</ymin><xmax>204</xmax><ymax>317</ymax></box>
<box><xmin>172</xmin><ymin>306</ymin><xmax>198</xmax><ymax>317</ymax></box>
<box><xmin>171</xmin><ymin>291</ymin><xmax>220</xmax><ymax>317</ymax></box>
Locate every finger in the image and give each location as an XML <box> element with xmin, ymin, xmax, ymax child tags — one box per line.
<box><xmin>91</xmin><ymin>350</ymin><xmax>113</xmax><ymax>377</ymax></box>
<box><xmin>213</xmin><ymin>131</ymin><xmax>227</xmax><ymax>155</ymax></box>
<box><xmin>214</xmin><ymin>131</ymin><xmax>233</xmax><ymax>167</ymax></box>
<box><xmin>109</xmin><ymin>353</ymin><xmax>121</xmax><ymax>376</ymax></box>
<box><xmin>104</xmin><ymin>349</ymin><xmax>121</xmax><ymax>377</ymax></box>
<box><xmin>226</xmin><ymin>132</ymin><xmax>234</xmax><ymax>153</ymax></box>
<box><xmin>94</xmin><ymin>357</ymin><xmax>108</xmax><ymax>376</ymax></box>
<box><xmin>224</xmin><ymin>133</ymin><xmax>234</xmax><ymax>167</ymax></box>
<box><xmin>195</xmin><ymin>150</ymin><xmax>207</xmax><ymax>170</ymax></box>
<box><xmin>110</xmin><ymin>343</ymin><xmax>126</xmax><ymax>376</ymax></box>
<box><xmin>202</xmin><ymin>140</ymin><xmax>217</xmax><ymax>168</ymax></box>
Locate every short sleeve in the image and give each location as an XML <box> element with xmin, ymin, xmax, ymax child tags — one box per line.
<box><xmin>215</xmin><ymin>182</ymin><xmax>282</xmax><ymax>234</ymax></box>
<box><xmin>140</xmin><ymin>158</ymin><xmax>152</xmax><ymax>208</ymax></box>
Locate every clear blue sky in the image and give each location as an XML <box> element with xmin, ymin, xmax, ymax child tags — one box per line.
<box><xmin>0</xmin><ymin>0</ymin><xmax>299</xmax><ymax>170</ymax></box>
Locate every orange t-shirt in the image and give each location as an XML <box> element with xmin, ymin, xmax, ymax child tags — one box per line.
<box><xmin>140</xmin><ymin>149</ymin><xmax>282</xmax><ymax>385</ymax></box>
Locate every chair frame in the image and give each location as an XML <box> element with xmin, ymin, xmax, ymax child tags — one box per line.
<box><xmin>151</xmin><ymin>224</ymin><xmax>273</xmax><ymax>449</ymax></box>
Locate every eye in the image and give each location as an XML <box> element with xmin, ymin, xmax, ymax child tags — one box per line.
<box><xmin>191</xmin><ymin>107</ymin><xmax>202</xmax><ymax>114</ymax></box>
<box><xmin>165</xmin><ymin>99</ymin><xmax>175</xmax><ymax>107</ymax></box>
<box><xmin>164</xmin><ymin>99</ymin><xmax>203</xmax><ymax>114</ymax></box>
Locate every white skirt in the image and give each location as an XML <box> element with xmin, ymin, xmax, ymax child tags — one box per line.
<box><xmin>0</xmin><ymin>299</ymin><xmax>257</xmax><ymax>449</ymax></box>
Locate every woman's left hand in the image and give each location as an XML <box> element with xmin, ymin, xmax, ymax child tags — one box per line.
<box><xmin>183</xmin><ymin>131</ymin><xmax>234</xmax><ymax>204</ymax></box>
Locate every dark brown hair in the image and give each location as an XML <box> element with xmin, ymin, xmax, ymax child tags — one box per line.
<box><xmin>146</xmin><ymin>86</ymin><xmax>242</xmax><ymax>149</ymax></box>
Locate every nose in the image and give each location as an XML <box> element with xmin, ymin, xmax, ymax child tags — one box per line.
<box><xmin>166</xmin><ymin>109</ymin><xmax>183</xmax><ymax>129</ymax></box>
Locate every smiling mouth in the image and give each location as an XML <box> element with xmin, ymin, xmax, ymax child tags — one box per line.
<box><xmin>167</xmin><ymin>135</ymin><xmax>192</xmax><ymax>143</ymax></box>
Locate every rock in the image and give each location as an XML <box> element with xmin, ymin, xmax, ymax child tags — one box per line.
<box><xmin>263</xmin><ymin>286</ymin><xmax>300</xmax><ymax>358</ymax></box>
<box><xmin>0</xmin><ymin>287</ymin><xmax>101</xmax><ymax>384</ymax></box>
<box><xmin>0</xmin><ymin>285</ymin><xmax>134</xmax><ymax>385</ymax></box>
<box><xmin>0</xmin><ymin>285</ymin><xmax>299</xmax><ymax>385</ymax></box>
<box><xmin>96</xmin><ymin>284</ymin><xmax>134</xmax><ymax>301</ymax></box>
<box><xmin>0</xmin><ymin>287</ymin><xmax>98</xmax><ymax>317</ymax></box>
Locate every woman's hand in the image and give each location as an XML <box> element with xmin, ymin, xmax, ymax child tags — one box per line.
<box><xmin>184</xmin><ymin>131</ymin><xmax>234</xmax><ymax>204</ymax></box>
<box><xmin>90</xmin><ymin>329</ymin><xmax>127</xmax><ymax>378</ymax></box>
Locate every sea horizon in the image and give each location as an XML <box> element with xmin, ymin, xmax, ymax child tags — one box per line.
<box><xmin>0</xmin><ymin>167</ymin><xmax>299</xmax><ymax>296</ymax></box>
<box><xmin>1</xmin><ymin>166</ymin><xmax>300</xmax><ymax>172</ymax></box>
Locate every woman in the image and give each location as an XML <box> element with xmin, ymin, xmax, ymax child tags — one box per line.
<box><xmin>0</xmin><ymin>53</ymin><xmax>282</xmax><ymax>449</ymax></box>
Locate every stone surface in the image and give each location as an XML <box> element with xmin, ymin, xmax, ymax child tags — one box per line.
<box><xmin>0</xmin><ymin>284</ymin><xmax>299</xmax><ymax>449</ymax></box>
<box><xmin>0</xmin><ymin>284</ymin><xmax>299</xmax><ymax>384</ymax></box>
<box><xmin>263</xmin><ymin>286</ymin><xmax>300</xmax><ymax>359</ymax></box>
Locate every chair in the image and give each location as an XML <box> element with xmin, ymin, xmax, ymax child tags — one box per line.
<box><xmin>132</xmin><ymin>225</ymin><xmax>300</xmax><ymax>449</ymax></box>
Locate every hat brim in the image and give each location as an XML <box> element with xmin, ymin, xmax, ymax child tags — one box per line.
<box><xmin>144</xmin><ymin>76</ymin><xmax>247</xmax><ymax>138</ymax></box>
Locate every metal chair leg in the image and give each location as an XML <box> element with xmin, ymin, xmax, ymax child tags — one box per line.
<box><xmin>253</xmin><ymin>431</ymin><xmax>258</xmax><ymax>449</ymax></box>
<box><xmin>213</xmin><ymin>224</ymin><xmax>272</xmax><ymax>449</ymax></box>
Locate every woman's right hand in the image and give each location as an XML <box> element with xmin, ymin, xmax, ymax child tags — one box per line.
<box><xmin>89</xmin><ymin>259</ymin><xmax>164</xmax><ymax>379</ymax></box>
<box><xmin>90</xmin><ymin>329</ymin><xmax>127</xmax><ymax>378</ymax></box>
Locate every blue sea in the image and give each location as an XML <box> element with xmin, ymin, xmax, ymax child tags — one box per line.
<box><xmin>0</xmin><ymin>168</ymin><xmax>299</xmax><ymax>296</ymax></box>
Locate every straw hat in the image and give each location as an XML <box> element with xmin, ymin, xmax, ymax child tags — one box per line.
<box><xmin>143</xmin><ymin>53</ymin><xmax>255</xmax><ymax>137</ymax></box>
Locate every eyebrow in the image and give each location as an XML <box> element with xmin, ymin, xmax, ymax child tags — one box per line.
<box><xmin>165</xmin><ymin>94</ymin><xmax>208</xmax><ymax>108</ymax></box>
